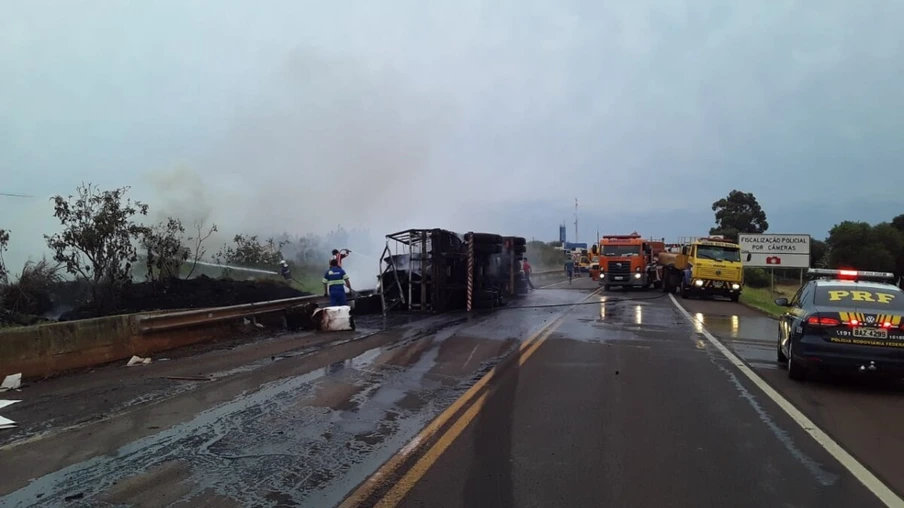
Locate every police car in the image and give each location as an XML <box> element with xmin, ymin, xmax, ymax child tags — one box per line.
<box><xmin>775</xmin><ymin>268</ymin><xmax>904</xmax><ymax>381</ymax></box>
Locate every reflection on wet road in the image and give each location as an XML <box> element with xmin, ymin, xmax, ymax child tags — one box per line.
<box><xmin>678</xmin><ymin>296</ymin><xmax>904</xmax><ymax>499</ymax></box>
<box><xmin>2</xmin><ymin>281</ymin><xmax>903</xmax><ymax>507</ymax></box>
<box><xmin>0</xmin><ymin>288</ymin><xmax>590</xmax><ymax>507</ymax></box>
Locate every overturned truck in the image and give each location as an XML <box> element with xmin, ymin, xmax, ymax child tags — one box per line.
<box><xmin>378</xmin><ymin>229</ymin><xmax>528</xmax><ymax>313</ymax></box>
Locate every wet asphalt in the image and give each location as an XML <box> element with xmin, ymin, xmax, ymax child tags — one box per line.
<box><xmin>0</xmin><ymin>277</ymin><xmax>901</xmax><ymax>507</ymax></box>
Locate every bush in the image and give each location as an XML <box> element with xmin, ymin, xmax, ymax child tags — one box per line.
<box><xmin>744</xmin><ymin>268</ymin><xmax>771</xmax><ymax>289</ymax></box>
<box><xmin>1</xmin><ymin>259</ymin><xmax>64</xmax><ymax>315</ymax></box>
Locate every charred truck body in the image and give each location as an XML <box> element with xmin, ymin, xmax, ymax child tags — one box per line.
<box><xmin>655</xmin><ymin>236</ymin><xmax>744</xmax><ymax>301</ymax></box>
<box><xmin>598</xmin><ymin>233</ymin><xmax>665</xmax><ymax>291</ymax></box>
<box><xmin>378</xmin><ymin>229</ymin><xmax>528</xmax><ymax>314</ymax></box>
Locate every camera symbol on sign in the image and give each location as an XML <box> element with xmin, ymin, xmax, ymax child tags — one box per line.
<box><xmin>765</xmin><ymin>256</ymin><xmax>782</xmax><ymax>265</ymax></box>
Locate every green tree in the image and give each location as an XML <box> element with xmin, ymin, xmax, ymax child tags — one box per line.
<box><xmin>215</xmin><ymin>234</ymin><xmax>286</xmax><ymax>270</ymax></box>
<box><xmin>826</xmin><ymin>221</ymin><xmax>903</xmax><ymax>274</ymax></box>
<box><xmin>45</xmin><ymin>184</ymin><xmax>149</xmax><ymax>310</ymax></box>
<box><xmin>892</xmin><ymin>214</ymin><xmax>904</xmax><ymax>234</ymax></box>
<box><xmin>709</xmin><ymin>190</ymin><xmax>769</xmax><ymax>242</ymax></box>
<box><xmin>142</xmin><ymin>217</ymin><xmax>189</xmax><ymax>282</ymax></box>
<box><xmin>810</xmin><ymin>238</ymin><xmax>828</xmax><ymax>268</ymax></box>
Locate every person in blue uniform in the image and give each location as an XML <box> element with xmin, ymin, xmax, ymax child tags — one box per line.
<box><xmin>323</xmin><ymin>258</ymin><xmax>352</xmax><ymax>306</ymax></box>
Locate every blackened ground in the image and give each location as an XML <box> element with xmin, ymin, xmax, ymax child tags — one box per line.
<box><xmin>58</xmin><ymin>276</ymin><xmax>311</xmax><ymax>320</ymax></box>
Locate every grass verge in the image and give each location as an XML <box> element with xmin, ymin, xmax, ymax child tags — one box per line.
<box><xmin>740</xmin><ymin>284</ymin><xmax>800</xmax><ymax>318</ymax></box>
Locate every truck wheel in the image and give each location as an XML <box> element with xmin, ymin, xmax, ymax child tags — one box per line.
<box><xmin>680</xmin><ymin>280</ymin><xmax>689</xmax><ymax>299</ymax></box>
<box><xmin>730</xmin><ymin>293</ymin><xmax>740</xmax><ymax>303</ymax></box>
<box><xmin>604</xmin><ymin>285</ymin><xmax>610</xmax><ymax>291</ymax></box>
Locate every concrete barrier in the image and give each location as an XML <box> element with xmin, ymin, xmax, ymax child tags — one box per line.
<box><xmin>0</xmin><ymin>292</ymin><xmax>377</xmax><ymax>380</ymax></box>
<box><xmin>0</xmin><ymin>314</ymin><xmax>248</xmax><ymax>379</ymax></box>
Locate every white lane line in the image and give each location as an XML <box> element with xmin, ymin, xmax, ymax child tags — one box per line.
<box><xmin>669</xmin><ymin>294</ymin><xmax>904</xmax><ymax>508</ymax></box>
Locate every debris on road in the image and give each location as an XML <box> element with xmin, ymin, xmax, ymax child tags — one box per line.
<box><xmin>0</xmin><ymin>373</ymin><xmax>22</xmax><ymax>392</ymax></box>
<box><xmin>0</xmin><ymin>400</ymin><xmax>18</xmax><ymax>430</ymax></box>
<box><xmin>313</xmin><ymin>305</ymin><xmax>355</xmax><ymax>331</ymax></box>
<box><xmin>0</xmin><ymin>400</ymin><xmax>20</xmax><ymax>410</ymax></box>
<box><xmin>126</xmin><ymin>356</ymin><xmax>152</xmax><ymax>367</ymax></box>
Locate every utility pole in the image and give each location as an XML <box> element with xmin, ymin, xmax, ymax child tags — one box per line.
<box><xmin>574</xmin><ymin>198</ymin><xmax>579</xmax><ymax>245</ymax></box>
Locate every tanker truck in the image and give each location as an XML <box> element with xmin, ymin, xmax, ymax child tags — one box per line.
<box><xmin>654</xmin><ymin>236</ymin><xmax>744</xmax><ymax>301</ymax></box>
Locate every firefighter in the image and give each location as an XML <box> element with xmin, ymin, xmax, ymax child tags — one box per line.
<box><xmin>279</xmin><ymin>260</ymin><xmax>291</xmax><ymax>280</ymax></box>
<box><xmin>332</xmin><ymin>248</ymin><xmax>351</xmax><ymax>267</ymax></box>
<box><xmin>322</xmin><ymin>258</ymin><xmax>352</xmax><ymax>306</ymax></box>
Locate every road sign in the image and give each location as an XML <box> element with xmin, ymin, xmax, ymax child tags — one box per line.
<box><xmin>743</xmin><ymin>252</ymin><xmax>810</xmax><ymax>269</ymax></box>
<box><xmin>739</xmin><ymin>234</ymin><xmax>811</xmax><ymax>269</ymax></box>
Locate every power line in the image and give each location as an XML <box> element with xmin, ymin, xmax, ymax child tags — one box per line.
<box><xmin>0</xmin><ymin>192</ymin><xmax>35</xmax><ymax>198</ymax></box>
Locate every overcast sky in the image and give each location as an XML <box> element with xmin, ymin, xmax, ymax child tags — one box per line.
<box><xmin>2</xmin><ymin>1</ymin><xmax>903</xmax><ymax>268</ymax></box>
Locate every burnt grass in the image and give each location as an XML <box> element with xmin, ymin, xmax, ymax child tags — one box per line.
<box><xmin>56</xmin><ymin>275</ymin><xmax>311</xmax><ymax>321</ymax></box>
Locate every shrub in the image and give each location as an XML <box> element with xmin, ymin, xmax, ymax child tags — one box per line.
<box><xmin>744</xmin><ymin>267</ymin><xmax>771</xmax><ymax>289</ymax></box>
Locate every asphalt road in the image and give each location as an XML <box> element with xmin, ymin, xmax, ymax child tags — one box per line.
<box><xmin>373</xmin><ymin>283</ymin><xmax>892</xmax><ymax>508</ymax></box>
<box><xmin>1</xmin><ymin>277</ymin><xmax>901</xmax><ymax>507</ymax></box>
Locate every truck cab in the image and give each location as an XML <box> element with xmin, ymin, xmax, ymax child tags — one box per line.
<box><xmin>656</xmin><ymin>237</ymin><xmax>744</xmax><ymax>301</ymax></box>
<box><xmin>598</xmin><ymin>233</ymin><xmax>665</xmax><ymax>290</ymax></box>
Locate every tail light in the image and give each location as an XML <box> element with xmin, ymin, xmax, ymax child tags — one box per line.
<box><xmin>807</xmin><ymin>316</ymin><xmax>840</xmax><ymax>327</ymax></box>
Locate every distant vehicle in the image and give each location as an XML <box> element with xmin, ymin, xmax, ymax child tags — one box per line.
<box><xmin>775</xmin><ymin>268</ymin><xmax>904</xmax><ymax>381</ymax></box>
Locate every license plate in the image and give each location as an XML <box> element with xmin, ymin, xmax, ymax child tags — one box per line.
<box><xmin>614</xmin><ymin>276</ymin><xmax>625</xmax><ymax>281</ymax></box>
<box><xmin>713</xmin><ymin>282</ymin><xmax>723</xmax><ymax>288</ymax></box>
<box><xmin>853</xmin><ymin>327</ymin><xmax>888</xmax><ymax>339</ymax></box>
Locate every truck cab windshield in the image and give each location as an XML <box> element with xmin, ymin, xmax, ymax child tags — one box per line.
<box><xmin>695</xmin><ymin>245</ymin><xmax>741</xmax><ymax>262</ymax></box>
<box><xmin>602</xmin><ymin>246</ymin><xmax>641</xmax><ymax>257</ymax></box>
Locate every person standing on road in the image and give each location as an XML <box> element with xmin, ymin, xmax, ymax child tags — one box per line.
<box><xmin>564</xmin><ymin>257</ymin><xmax>574</xmax><ymax>284</ymax></box>
<box><xmin>323</xmin><ymin>258</ymin><xmax>352</xmax><ymax>306</ymax></box>
<box><xmin>522</xmin><ymin>257</ymin><xmax>535</xmax><ymax>289</ymax></box>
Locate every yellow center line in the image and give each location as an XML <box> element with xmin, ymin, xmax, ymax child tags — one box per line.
<box><xmin>338</xmin><ymin>308</ymin><xmax>569</xmax><ymax>508</ymax></box>
<box><xmin>347</xmin><ymin>287</ymin><xmax>601</xmax><ymax>507</ymax></box>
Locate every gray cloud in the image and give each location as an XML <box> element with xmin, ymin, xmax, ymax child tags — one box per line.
<box><xmin>2</xmin><ymin>1</ymin><xmax>902</xmax><ymax>270</ymax></box>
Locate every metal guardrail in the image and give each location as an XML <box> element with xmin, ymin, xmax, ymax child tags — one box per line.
<box><xmin>135</xmin><ymin>290</ymin><xmax>376</xmax><ymax>334</ymax></box>
<box><xmin>132</xmin><ymin>271</ymin><xmax>565</xmax><ymax>335</ymax></box>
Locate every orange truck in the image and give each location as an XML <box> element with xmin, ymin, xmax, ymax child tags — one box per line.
<box><xmin>598</xmin><ymin>233</ymin><xmax>665</xmax><ymax>290</ymax></box>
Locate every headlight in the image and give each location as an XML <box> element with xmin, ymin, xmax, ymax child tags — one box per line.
<box><xmin>634</xmin><ymin>273</ymin><xmax>642</xmax><ymax>279</ymax></box>
<box><xmin>731</xmin><ymin>283</ymin><xmax>740</xmax><ymax>290</ymax></box>
<box><xmin>600</xmin><ymin>273</ymin><xmax>605</xmax><ymax>278</ymax></box>
<box><xmin>694</xmin><ymin>280</ymin><xmax>704</xmax><ymax>287</ymax></box>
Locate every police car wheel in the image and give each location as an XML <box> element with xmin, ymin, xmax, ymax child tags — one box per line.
<box><xmin>787</xmin><ymin>340</ymin><xmax>807</xmax><ymax>381</ymax></box>
<box><xmin>776</xmin><ymin>338</ymin><xmax>788</xmax><ymax>364</ymax></box>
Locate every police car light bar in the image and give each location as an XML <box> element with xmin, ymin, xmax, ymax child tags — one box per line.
<box><xmin>807</xmin><ymin>268</ymin><xmax>895</xmax><ymax>280</ymax></box>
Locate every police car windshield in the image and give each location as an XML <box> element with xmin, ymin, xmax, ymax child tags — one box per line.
<box><xmin>814</xmin><ymin>284</ymin><xmax>904</xmax><ymax>310</ymax></box>
<box><xmin>696</xmin><ymin>245</ymin><xmax>740</xmax><ymax>262</ymax></box>
<box><xmin>602</xmin><ymin>246</ymin><xmax>640</xmax><ymax>256</ymax></box>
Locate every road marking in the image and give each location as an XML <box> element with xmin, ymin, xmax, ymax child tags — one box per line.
<box><xmin>374</xmin><ymin>391</ymin><xmax>490</xmax><ymax>507</ymax></box>
<box><xmin>340</xmin><ymin>288</ymin><xmax>600</xmax><ymax>507</ymax></box>
<box><xmin>669</xmin><ymin>294</ymin><xmax>904</xmax><ymax>508</ymax></box>
<box><xmin>376</xmin><ymin>317</ymin><xmax>569</xmax><ymax>506</ymax></box>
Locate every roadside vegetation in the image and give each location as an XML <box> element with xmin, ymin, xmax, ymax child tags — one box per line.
<box><xmin>710</xmin><ymin>188</ymin><xmax>903</xmax><ymax>317</ymax></box>
<box><xmin>2</xmin><ymin>185</ymin><xmax>902</xmax><ymax>325</ymax></box>
<box><xmin>0</xmin><ymin>183</ymin><xmax>364</xmax><ymax>325</ymax></box>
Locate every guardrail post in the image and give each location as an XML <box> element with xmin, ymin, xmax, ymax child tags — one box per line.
<box><xmin>467</xmin><ymin>232</ymin><xmax>474</xmax><ymax>312</ymax></box>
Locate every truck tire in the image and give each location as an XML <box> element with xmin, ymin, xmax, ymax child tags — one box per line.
<box><xmin>730</xmin><ymin>293</ymin><xmax>740</xmax><ymax>303</ymax></box>
<box><xmin>604</xmin><ymin>284</ymin><xmax>611</xmax><ymax>291</ymax></box>
<box><xmin>680</xmin><ymin>280</ymin><xmax>690</xmax><ymax>299</ymax></box>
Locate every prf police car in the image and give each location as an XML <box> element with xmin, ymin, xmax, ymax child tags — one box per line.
<box><xmin>775</xmin><ymin>268</ymin><xmax>904</xmax><ymax>381</ymax></box>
